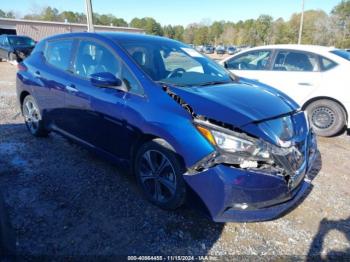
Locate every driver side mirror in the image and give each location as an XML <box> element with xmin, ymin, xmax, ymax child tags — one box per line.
<box><xmin>223</xmin><ymin>62</ymin><xmax>228</xmax><ymax>69</ymax></box>
<box><xmin>90</xmin><ymin>72</ymin><xmax>128</xmax><ymax>92</ymax></box>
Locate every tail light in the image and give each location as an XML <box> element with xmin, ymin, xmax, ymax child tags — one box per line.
<box><xmin>17</xmin><ymin>63</ymin><xmax>27</xmax><ymax>71</ymax></box>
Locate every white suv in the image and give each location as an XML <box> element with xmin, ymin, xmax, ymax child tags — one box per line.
<box><xmin>221</xmin><ymin>45</ymin><xmax>350</xmax><ymax>137</ymax></box>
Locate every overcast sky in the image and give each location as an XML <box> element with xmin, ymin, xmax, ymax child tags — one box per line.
<box><xmin>0</xmin><ymin>0</ymin><xmax>341</xmax><ymax>26</ymax></box>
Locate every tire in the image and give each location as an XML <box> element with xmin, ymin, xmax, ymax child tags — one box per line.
<box><xmin>9</xmin><ymin>52</ymin><xmax>18</xmax><ymax>62</ymax></box>
<box><xmin>306</xmin><ymin>99</ymin><xmax>346</xmax><ymax>137</ymax></box>
<box><xmin>134</xmin><ymin>139</ymin><xmax>187</xmax><ymax>210</ymax></box>
<box><xmin>22</xmin><ymin>95</ymin><xmax>49</xmax><ymax>137</ymax></box>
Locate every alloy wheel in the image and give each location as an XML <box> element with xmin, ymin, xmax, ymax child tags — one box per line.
<box><xmin>23</xmin><ymin>99</ymin><xmax>40</xmax><ymax>133</ymax></box>
<box><xmin>139</xmin><ymin>150</ymin><xmax>177</xmax><ymax>203</ymax></box>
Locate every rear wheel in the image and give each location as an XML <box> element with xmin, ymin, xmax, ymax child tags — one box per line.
<box><xmin>22</xmin><ymin>95</ymin><xmax>49</xmax><ymax>137</ymax></box>
<box><xmin>306</xmin><ymin>99</ymin><xmax>346</xmax><ymax>137</ymax></box>
<box><xmin>134</xmin><ymin>139</ymin><xmax>186</xmax><ymax>210</ymax></box>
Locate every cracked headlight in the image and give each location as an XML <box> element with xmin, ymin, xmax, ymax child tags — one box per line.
<box><xmin>196</xmin><ymin>121</ymin><xmax>271</xmax><ymax>161</ymax></box>
<box><xmin>211</xmin><ymin>130</ymin><xmax>270</xmax><ymax>159</ymax></box>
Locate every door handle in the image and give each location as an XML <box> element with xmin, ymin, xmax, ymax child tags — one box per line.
<box><xmin>65</xmin><ymin>84</ymin><xmax>78</xmax><ymax>93</ymax></box>
<box><xmin>298</xmin><ymin>82</ymin><xmax>312</xmax><ymax>86</ymax></box>
<box><xmin>34</xmin><ymin>71</ymin><xmax>40</xmax><ymax>77</ymax></box>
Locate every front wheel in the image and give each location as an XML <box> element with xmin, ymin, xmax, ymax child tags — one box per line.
<box><xmin>22</xmin><ymin>95</ymin><xmax>49</xmax><ymax>137</ymax></box>
<box><xmin>134</xmin><ymin>139</ymin><xmax>187</xmax><ymax>210</ymax></box>
<box><xmin>306</xmin><ymin>99</ymin><xmax>346</xmax><ymax>137</ymax></box>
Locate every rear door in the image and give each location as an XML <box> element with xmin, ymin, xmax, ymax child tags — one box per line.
<box><xmin>261</xmin><ymin>50</ymin><xmax>322</xmax><ymax>105</ymax></box>
<box><xmin>31</xmin><ymin>38</ymin><xmax>75</xmax><ymax>129</ymax></box>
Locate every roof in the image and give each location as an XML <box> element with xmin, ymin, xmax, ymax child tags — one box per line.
<box><xmin>233</xmin><ymin>44</ymin><xmax>339</xmax><ymax>59</ymax></box>
<box><xmin>249</xmin><ymin>44</ymin><xmax>336</xmax><ymax>53</ymax></box>
<box><xmin>44</xmin><ymin>31</ymin><xmax>179</xmax><ymax>45</ymax></box>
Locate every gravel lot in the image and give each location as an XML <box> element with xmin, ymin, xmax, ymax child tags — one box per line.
<box><xmin>0</xmin><ymin>61</ymin><xmax>349</xmax><ymax>260</ymax></box>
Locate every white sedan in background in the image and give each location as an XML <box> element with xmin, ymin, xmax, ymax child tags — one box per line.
<box><xmin>220</xmin><ymin>45</ymin><xmax>350</xmax><ymax>137</ymax></box>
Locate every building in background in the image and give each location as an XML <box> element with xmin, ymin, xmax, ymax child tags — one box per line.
<box><xmin>0</xmin><ymin>18</ymin><xmax>144</xmax><ymax>41</ymax></box>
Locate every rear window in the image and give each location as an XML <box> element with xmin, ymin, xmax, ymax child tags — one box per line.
<box><xmin>44</xmin><ymin>39</ymin><xmax>74</xmax><ymax>71</ymax></box>
<box><xmin>320</xmin><ymin>57</ymin><xmax>337</xmax><ymax>71</ymax></box>
<box><xmin>330</xmin><ymin>49</ymin><xmax>350</xmax><ymax>61</ymax></box>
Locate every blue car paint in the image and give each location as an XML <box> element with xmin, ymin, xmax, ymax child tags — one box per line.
<box><xmin>16</xmin><ymin>32</ymin><xmax>317</xmax><ymax>222</ymax></box>
<box><xmin>168</xmin><ymin>83</ymin><xmax>296</xmax><ymax>127</ymax></box>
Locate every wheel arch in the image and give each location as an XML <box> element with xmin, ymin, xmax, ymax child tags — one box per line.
<box><xmin>302</xmin><ymin>96</ymin><xmax>348</xmax><ymax>124</ymax></box>
<box><xmin>19</xmin><ymin>91</ymin><xmax>30</xmax><ymax>107</ymax></box>
<box><xmin>129</xmin><ymin>133</ymin><xmax>187</xmax><ymax>174</ymax></box>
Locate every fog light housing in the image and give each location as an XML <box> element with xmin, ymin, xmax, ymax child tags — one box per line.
<box><xmin>233</xmin><ymin>203</ymin><xmax>249</xmax><ymax>210</ymax></box>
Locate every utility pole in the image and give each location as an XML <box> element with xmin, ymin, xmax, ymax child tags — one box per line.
<box><xmin>298</xmin><ymin>0</ymin><xmax>305</xmax><ymax>45</ymax></box>
<box><xmin>85</xmin><ymin>0</ymin><xmax>94</xmax><ymax>32</ymax></box>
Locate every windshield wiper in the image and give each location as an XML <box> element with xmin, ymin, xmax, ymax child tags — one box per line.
<box><xmin>156</xmin><ymin>81</ymin><xmax>186</xmax><ymax>87</ymax></box>
<box><xmin>197</xmin><ymin>80</ymin><xmax>232</xmax><ymax>87</ymax></box>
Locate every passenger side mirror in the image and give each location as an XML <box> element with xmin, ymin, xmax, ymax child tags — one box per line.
<box><xmin>90</xmin><ymin>72</ymin><xmax>127</xmax><ymax>92</ymax></box>
<box><xmin>223</xmin><ymin>62</ymin><xmax>228</xmax><ymax>69</ymax></box>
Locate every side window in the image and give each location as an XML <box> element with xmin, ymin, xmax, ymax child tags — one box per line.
<box><xmin>0</xmin><ymin>36</ymin><xmax>3</xmax><ymax>46</ymax></box>
<box><xmin>121</xmin><ymin>65</ymin><xmax>143</xmax><ymax>95</ymax></box>
<box><xmin>226</xmin><ymin>50</ymin><xmax>271</xmax><ymax>70</ymax></box>
<box><xmin>3</xmin><ymin>37</ymin><xmax>9</xmax><ymax>46</ymax></box>
<box><xmin>45</xmin><ymin>39</ymin><xmax>74</xmax><ymax>71</ymax></box>
<box><xmin>73</xmin><ymin>40</ymin><xmax>120</xmax><ymax>78</ymax></box>
<box><xmin>320</xmin><ymin>57</ymin><xmax>337</xmax><ymax>71</ymax></box>
<box><xmin>273</xmin><ymin>51</ymin><xmax>318</xmax><ymax>72</ymax></box>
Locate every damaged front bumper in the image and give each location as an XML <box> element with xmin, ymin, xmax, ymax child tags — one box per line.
<box><xmin>183</xmin><ymin>127</ymin><xmax>318</xmax><ymax>222</ymax></box>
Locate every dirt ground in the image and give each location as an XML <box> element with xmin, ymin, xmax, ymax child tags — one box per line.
<box><xmin>0</xmin><ymin>61</ymin><xmax>349</xmax><ymax>260</ymax></box>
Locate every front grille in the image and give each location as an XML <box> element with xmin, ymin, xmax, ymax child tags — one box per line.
<box><xmin>273</xmin><ymin>130</ymin><xmax>317</xmax><ymax>189</ymax></box>
<box><xmin>274</xmin><ymin>141</ymin><xmax>306</xmax><ymax>176</ymax></box>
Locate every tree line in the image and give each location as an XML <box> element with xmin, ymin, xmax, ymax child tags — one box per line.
<box><xmin>0</xmin><ymin>0</ymin><xmax>349</xmax><ymax>48</ymax></box>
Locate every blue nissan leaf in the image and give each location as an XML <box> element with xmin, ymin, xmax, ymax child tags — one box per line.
<box><xmin>16</xmin><ymin>32</ymin><xmax>318</xmax><ymax>222</ymax></box>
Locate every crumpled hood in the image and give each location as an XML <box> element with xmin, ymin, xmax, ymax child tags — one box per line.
<box><xmin>168</xmin><ymin>81</ymin><xmax>298</xmax><ymax>127</ymax></box>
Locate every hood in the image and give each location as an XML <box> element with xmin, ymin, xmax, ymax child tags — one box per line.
<box><xmin>168</xmin><ymin>82</ymin><xmax>298</xmax><ymax>127</ymax></box>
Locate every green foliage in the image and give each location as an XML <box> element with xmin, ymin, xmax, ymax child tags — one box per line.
<box><xmin>1</xmin><ymin>1</ymin><xmax>350</xmax><ymax>48</ymax></box>
<box><xmin>130</xmin><ymin>17</ymin><xmax>163</xmax><ymax>35</ymax></box>
<box><xmin>0</xmin><ymin>9</ymin><xmax>15</xmax><ymax>18</ymax></box>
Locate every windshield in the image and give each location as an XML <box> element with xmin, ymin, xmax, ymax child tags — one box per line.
<box><xmin>8</xmin><ymin>36</ymin><xmax>35</xmax><ymax>47</ymax></box>
<box><xmin>331</xmin><ymin>49</ymin><xmax>350</xmax><ymax>61</ymax></box>
<box><xmin>118</xmin><ymin>39</ymin><xmax>233</xmax><ymax>87</ymax></box>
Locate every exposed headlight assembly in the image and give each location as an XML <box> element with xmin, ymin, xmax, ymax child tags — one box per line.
<box><xmin>193</xmin><ymin>119</ymin><xmax>294</xmax><ymax>172</ymax></box>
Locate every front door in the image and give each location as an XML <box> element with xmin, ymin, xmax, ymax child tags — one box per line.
<box><xmin>62</xmin><ymin>39</ymin><xmax>128</xmax><ymax>158</ymax></box>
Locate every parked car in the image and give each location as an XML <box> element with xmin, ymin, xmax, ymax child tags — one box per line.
<box><xmin>227</xmin><ymin>46</ymin><xmax>237</xmax><ymax>55</ymax></box>
<box><xmin>17</xmin><ymin>32</ymin><xmax>317</xmax><ymax>222</ymax></box>
<box><xmin>221</xmin><ymin>44</ymin><xmax>350</xmax><ymax>137</ymax></box>
<box><xmin>216</xmin><ymin>45</ymin><xmax>226</xmax><ymax>55</ymax></box>
<box><xmin>203</xmin><ymin>45</ymin><xmax>215</xmax><ymax>54</ymax></box>
<box><xmin>195</xmin><ymin>45</ymin><xmax>204</xmax><ymax>53</ymax></box>
<box><xmin>0</xmin><ymin>34</ymin><xmax>35</xmax><ymax>62</ymax></box>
